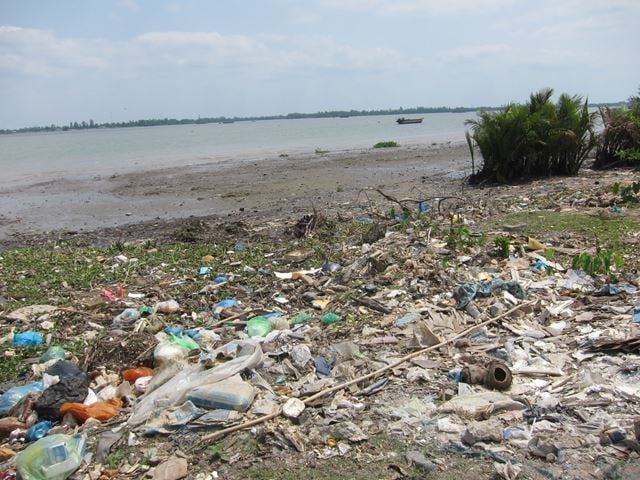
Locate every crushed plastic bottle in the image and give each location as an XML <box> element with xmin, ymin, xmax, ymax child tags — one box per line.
<box><xmin>16</xmin><ymin>433</ymin><xmax>86</xmax><ymax>480</ymax></box>
<box><xmin>112</xmin><ymin>308</ymin><xmax>140</xmax><ymax>327</ymax></box>
<box><xmin>13</xmin><ymin>332</ymin><xmax>43</xmax><ymax>348</ymax></box>
<box><xmin>187</xmin><ymin>378</ymin><xmax>256</xmax><ymax>412</ymax></box>
<box><xmin>246</xmin><ymin>316</ymin><xmax>273</xmax><ymax>337</ymax></box>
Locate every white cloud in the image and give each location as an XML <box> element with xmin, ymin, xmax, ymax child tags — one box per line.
<box><xmin>0</xmin><ymin>26</ymin><xmax>406</xmax><ymax>77</ymax></box>
<box><xmin>319</xmin><ymin>0</ymin><xmax>513</xmax><ymax>15</ymax></box>
<box><xmin>0</xmin><ymin>26</ymin><xmax>109</xmax><ymax>76</ymax></box>
<box><xmin>439</xmin><ymin>43</ymin><xmax>511</xmax><ymax>61</ymax></box>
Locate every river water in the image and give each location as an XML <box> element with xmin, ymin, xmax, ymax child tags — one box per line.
<box><xmin>0</xmin><ymin>112</ymin><xmax>474</xmax><ymax>186</ymax></box>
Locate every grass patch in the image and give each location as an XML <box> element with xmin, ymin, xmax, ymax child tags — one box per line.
<box><xmin>373</xmin><ymin>141</ymin><xmax>399</xmax><ymax>149</ymax></box>
<box><xmin>500</xmin><ymin>211</ymin><xmax>639</xmax><ymax>252</ymax></box>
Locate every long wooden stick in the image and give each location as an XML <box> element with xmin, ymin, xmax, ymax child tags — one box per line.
<box><xmin>201</xmin><ymin>301</ymin><xmax>532</xmax><ymax>443</ymax></box>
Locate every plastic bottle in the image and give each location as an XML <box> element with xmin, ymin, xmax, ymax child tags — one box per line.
<box><xmin>16</xmin><ymin>433</ymin><xmax>86</xmax><ymax>480</ymax></box>
<box><xmin>112</xmin><ymin>308</ymin><xmax>140</xmax><ymax>327</ymax></box>
<box><xmin>0</xmin><ymin>382</ymin><xmax>44</xmax><ymax>415</ymax></box>
<box><xmin>13</xmin><ymin>332</ymin><xmax>43</xmax><ymax>348</ymax></box>
<box><xmin>26</xmin><ymin>421</ymin><xmax>54</xmax><ymax>442</ymax></box>
<box><xmin>246</xmin><ymin>316</ymin><xmax>273</xmax><ymax>337</ymax></box>
<box><xmin>187</xmin><ymin>378</ymin><xmax>256</xmax><ymax>412</ymax></box>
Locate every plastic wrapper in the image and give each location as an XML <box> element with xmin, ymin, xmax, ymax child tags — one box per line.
<box><xmin>0</xmin><ymin>382</ymin><xmax>43</xmax><ymax>416</ymax></box>
<box><xmin>122</xmin><ymin>367</ymin><xmax>154</xmax><ymax>382</ymax></box>
<box><xmin>128</xmin><ymin>341</ymin><xmax>262</xmax><ymax>426</ymax></box>
<box><xmin>59</xmin><ymin>398</ymin><xmax>123</xmax><ymax>423</ymax></box>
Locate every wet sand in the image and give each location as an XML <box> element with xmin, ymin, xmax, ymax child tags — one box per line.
<box><xmin>0</xmin><ymin>142</ymin><xmax>471</xmax><ymax>245</ymax></box>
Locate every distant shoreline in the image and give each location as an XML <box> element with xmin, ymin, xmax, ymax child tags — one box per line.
<box><xmin>0</xmin><ymin>102</ymin><xmax>625</xmax><ymax>135</ymax></box>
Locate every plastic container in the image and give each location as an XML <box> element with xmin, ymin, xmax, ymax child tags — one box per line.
<box><xmin>13</xmin><ymin>332</ymin><xmax>43</xmax><ymax>348</ymax></box>
<box><xmin>122</xmin><ymin>367</ymin><xmax>154</xmax><ymax>382</ymax></box>
<box><xmin>26</xmin><ymin>421</ymin><xmax>54</xmax><ymax>442</ymax></box>
<box><xmin>112</xmin><ymin>308</ymin><xmax>140</xmax><ymax>327</ymax></box>
<box><xmin>40</xmin><ymin>347</ymin><xmax>66</xmax><ymax>363</ymax></box>
<box><xmin>187</xmin><ymin>378</ymin><xmax>256</xmax><ymax>412</ymax></box>
<box><xmin>16</xmin><ymin>434</ymin><xmax>86</xmax><ymax>480</ymax></box>
<box><xmin>0</xmin><ymin>382</ymin><xmax>44</xmax><ymax>415</ymax></box>
<box><xmin>246</xmin><ymin>316</ymin><xmax>272</xmax><ymax>337</ymax></box>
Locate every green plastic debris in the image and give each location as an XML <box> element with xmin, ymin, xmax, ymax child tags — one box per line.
<box><xmin>139</xmin><ymin>305</ymin><xmax>154</xmax><ymax>316</ymax></box>
<box><xmin>247</xmin><ymin>316</ymin><xmax>273</xmax><ymax>337</ymax></box>
<box><xmin>40</xmin><ymin>346</ymin><xmax>66</xmax><ymax>362</ymax></box>
<box><xmin>290</xmin><ymin>312</ymin><xmax>313</xmax><ymax>326</ymax></box>
<box><xmin>321</xmin><ymin>312</ymin><xmax>341</xmax><ymax>325</ymax></box>
<box><xmin>168</xmin><ymin>334</ymin><xmax>200</xmax><ymax>351</ymax></box>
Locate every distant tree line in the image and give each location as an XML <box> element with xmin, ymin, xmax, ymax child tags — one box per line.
<box><xmin>0</xmin><ymin>102</ymin><xmax>628</xmax><ymax>135</ymax></box>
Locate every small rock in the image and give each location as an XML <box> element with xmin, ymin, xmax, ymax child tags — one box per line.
<box><xmin>405</xmin><ymin>451</ymin><xmax>436</xmax><ymax>473</ymax></box>
<box><xmin>153</xmin><ymin>456</ymin><xmax>188</xmax><ymax>480</ymax></box>
<box><xmin>282</xmin><ymin>398</ymin><xmax>306</xmax><ymax>419</ymax></box>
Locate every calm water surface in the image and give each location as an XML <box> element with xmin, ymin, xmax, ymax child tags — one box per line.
<box><xmin>0</xmin><ymin>112</ymin><xmax>474</xmax><ymax>185</ymax></box>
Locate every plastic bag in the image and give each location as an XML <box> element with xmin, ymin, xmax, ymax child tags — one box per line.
<box><xmin>16</xmin><ymin>433</ymin><xmax>86</xmax><ymax>480</ymax></box>
<box><xmin>246</xmin><ymin>316</ymin><xmax>272</xmax><ymax>337</ymax></box>
<box><xmin>60</xmin><ymin>398</ymin><xmax>123</xmax><ymax>423</ymax></box>
<box><xmin>26</xmin><ymin>421</ymin><xmax>53</xmax><ymax>442</ymax></box>
<box><xmin>0</xmin><ymin>382</ymin><xmax>43</xmax><ymax>416</ymax></box>
<box><xmin>128</xmin><ymin>341</ymin><xmax>263</xmax><ymax>426</ymax></box>
<box><xmin>40</xmin><ymin>347</ymin><xmax>65</xmax><ymax>363</ymax></box>
<box><xmin>13</xmin><ymin>332</ymin><xmax>43</xmax><ymax>348</ymax></box>
<box><xmin>122</xmin><ymin>367</ymin><xmax>154</xmax><ymax>382</ymax></box>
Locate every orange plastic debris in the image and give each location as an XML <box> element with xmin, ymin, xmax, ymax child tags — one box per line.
<box><xmin>122</xmin><ymin>367</ymin><xmax>154</xmax><ymax>382</ymax></box>
<box><xmin>60</xmin><ymin>398</ymin><xmax>123</xmax><ymax>423</ymax></box>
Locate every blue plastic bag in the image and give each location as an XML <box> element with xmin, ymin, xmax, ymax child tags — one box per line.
<box><xmin>26</xmin><ymin>420</ymin><xmax>54</xmax><ymax>442</ymax></box>
<box><xmin>0</xmin><ymin>381</ymin><xmax>44</xmax><ymax>415</ymax></box>
<box><xmin>13</xmin><ymin>331</ymin><xmax>43</xmax><ymax>348</ymax></box>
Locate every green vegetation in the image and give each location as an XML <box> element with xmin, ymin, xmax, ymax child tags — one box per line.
<box><xmin>500</xmin><ymin>211</ymin><xmax>639</xmax><ymax>253</ymax></box>
<box><xmin>446</xmin><ymin>225</ymin><xmax>483</xmax><ymax>252</ymax></box>
<box><xmin>466</xmin><ymin>88</ymin><xmax>598</xmax><ymax>184</ymax></box>
<box><xmin>594</xmin><ymin>88</ymin><xmax>640</xmax><ymax>168</ymax></box>
<box><xmin>572</xmin><ymin>250</ymin><xmax>623</xmax><ymax>279</ymax></box>
<box><xmin>612</xmin><ymin>181</ymin><xmax>640</xmax><ymax>203</ymax></box>
<box><xmin>373</xmin><ymin>140</ymin><xmax>399</xmax><ymax>148</ymax></box>
<box><xmin>493</xmin><ymin>235</ymin><xmax>512</xmax><ymax>258</ymax></box>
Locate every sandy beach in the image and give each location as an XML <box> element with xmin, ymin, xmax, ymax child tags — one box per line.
<box><xmin>0</xmin><ymin>142</ymin><xmax>471</xmax><ymax>247</ymax></box>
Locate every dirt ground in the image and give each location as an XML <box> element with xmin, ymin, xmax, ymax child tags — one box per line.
<box><xmin>0</xmin><ymin>142</ymin><xmax>469</xmax><ymax>248</ymax></box>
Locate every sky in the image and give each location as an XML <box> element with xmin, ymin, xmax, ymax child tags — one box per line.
<box><xmin>0</xmin><ymin>0</ymin><xmax>638</xmax><ymax>129</ymax></box>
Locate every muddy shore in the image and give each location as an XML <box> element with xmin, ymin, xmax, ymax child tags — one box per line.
<box><xmin>0</xmin><ymin>142</ymin><xmax>471</xmax><ymax>248</ymax></box>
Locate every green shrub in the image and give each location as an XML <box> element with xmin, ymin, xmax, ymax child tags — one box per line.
<box><xmin>373</xmin><ymin>141</ymin><xmax>399</xmax><ymax>148</ymax></box>
<box><xmin>594</xmin><ymin>88</ymin><xmax>640</xmax><ymax>169</ymax></box>
<box><xmin>465</xmin><ymin>88</ymin><xmax>597</xmax><ymax>184</ymax></box>
<box><xmin>572</xmin><ymin>250</ymin><xmax>623</xmax><ymax>278</ymax></box>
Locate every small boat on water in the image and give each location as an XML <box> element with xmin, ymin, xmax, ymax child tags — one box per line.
<box><xmin>396</xmin><ymin>117</ymin><xmax>423</xmax><ymax>124</ymax></box>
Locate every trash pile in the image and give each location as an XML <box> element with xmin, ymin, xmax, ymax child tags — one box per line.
<box><xmin>1</xmin><ymin>174</ymin><xmax>640</xmax><ymax>479</ymax></box>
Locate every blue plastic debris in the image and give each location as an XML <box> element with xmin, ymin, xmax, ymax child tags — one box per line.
<box><xmin>164</xmin><ymin>326</ymin><xmax>184</xmax><ymax>337</ymax></box>
<box><xmin>314</xmin><ymin>357</ymin><xmax>333</xmax><ymax>376</ymax></box>
<box><xmin>13</xmin><ymin>332</ymin><xmax>43</xmax><ymax>348</ymax></box>
<box><xmin>198</xmin><ymin>266</ymin><xmax>213</xmax><ymax>276</ymax></box>
<box><xmin>418</xmin><ymin>201</ymin><xmax>429</xmax><ymax>213</ymax></box>
<box><xmin>213</xmin><ymin>276</ymin><xmax>227</xmax><ymax>283</ymax></box>
<box><xmin>214</xmin><ymin>299</ymin><xmax>239</xmax><ymax>309</ymax></box>
<box><xmin>395</xmin><ymin>312</ymin><xmax>421</xmax><ymax>328</ymax></box>
<box><xmin>26</xmin><ymin>420</ymin><xmax>54</xmax><ymax>442</ymax></box>
<box><xmin>234</xmin><ymin>243</ymin><xmax>246</xmax><ymax>251</ymax></box>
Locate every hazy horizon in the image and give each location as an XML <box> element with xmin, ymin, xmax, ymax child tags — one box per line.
<box><xmin>1</xmin><ymin>0</ymin><xmax>638</xmax><ymax>130</ymax></box>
